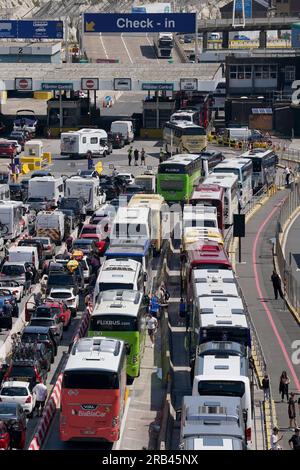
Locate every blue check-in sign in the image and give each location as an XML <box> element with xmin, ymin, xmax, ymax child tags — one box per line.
<box><xmin>84</xmin><ymin>13</ymin><xmax>196</xmax><ymax>34</ymax></box>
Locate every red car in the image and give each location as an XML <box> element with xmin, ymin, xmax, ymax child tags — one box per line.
<box><xmin>0</xmin><ymin>421</ymin><xmax>10</xmax><ymax>450</ymax></box>
<box><xmin>80</xmin><ymin>233</ymin><xmax>109</xmax><ymax>255</ymax></box>
<box><xmin>41</xmin><ymin>300</ymin><xmax>72</xmax><ymax>330</ymax></box>
<box><xmin>0</xmin><ymin>140</ymin><xmax>17</xmax><ymax>159</ymax></box>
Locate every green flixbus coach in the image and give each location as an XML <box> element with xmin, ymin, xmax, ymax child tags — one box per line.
<box><xmin>156</xmin><ymin>153</ymin><xmax>203</xmax><ymax>203</ymax></box>
<box><xmin>88</xmin><ymin>289</ymin><xmax>148</xmax><ymax>383</ymax></box>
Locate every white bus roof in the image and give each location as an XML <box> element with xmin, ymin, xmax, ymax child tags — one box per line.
<box><xmin>97</xmin><ymin>258</ymin><xmax>142</xmax><ymax>284</ymax></box>
<box><xmin>128</xmin><ymin>194</ymin><xmax>165</xmax><ymax>209</ymax></box>
<box><xmin>166</xmin><ymin>121</ymin><xmax>201</xmax><ymax>129</ymax></box>
<box><xmin>194</xmin><ymin>354</ymin><xmax>249</xmax><ymax>379</ymax></box>
<box><xmin>192</xmin><ymin>269</ymin><xmax>239</xmax><ymax>298</ymax></box>
<box><xmin>114</xmin><ymin>206</ymin><xmax>150</xmax><ymax>222</ymax></box>
<box><xmin>196</xmin><ymin>296</ymin><xmax>248</xmax><ymax>329</ymax></box>
<box><xmin>203</xmin><ymin>173</ymin><xmax>238</xmax><ymax>189</ymax></box>
<box><xmin>65</xmin><ymin>337</ymin><xmax>124</xmax><ymax>373</ymax></box>
<box><xmin>192</xmin><ymin>185</ymin><xmax>223</xmax><ymax>200</ymax></box>
<box><xmin>183</xmin><ymin>437</ymin><xmax>244</xmax><ymax>450</ymax></box>
<box><xmin>94</xmin><ymin>289</ymin><xmax>143</xmax><ymax>317</ymax></box>
<box><xmin>160</xmin><ymin>153</ymin><xmax>201</xmax><ymax>166</ymax></box>
<box><xmin>214</xmin><ymin>159</ymin><xmax>252</xmax><ymax>170</ymax></box>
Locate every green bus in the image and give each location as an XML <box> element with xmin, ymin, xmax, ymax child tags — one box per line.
<box><xmin>156</xmin><ymin>153</ymin><xmax>203</xmax><ymax>202</ymax></box>
<box><xmin>88</xmin><ymin>289</ymin><xmax>148</xmax><ymax>382</ymax></box>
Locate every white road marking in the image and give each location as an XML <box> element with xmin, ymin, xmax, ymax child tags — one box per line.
<box><xmin>114</xmin><ymin>393</ymin><xmax>131</xmax><ymax>450</ymax></box>
<box><xmin>121</xmin><ymin>33</ymin><xmax>133</xmax><ymax>64</ymax></box>
<box><xmin>100</xmin><ymin>33</ymin><xmax>109</xmax><ymax>59</ymax></box>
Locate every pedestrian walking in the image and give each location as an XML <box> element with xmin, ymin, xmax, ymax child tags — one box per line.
<box><xmin>33</xmin><ymin>381</ymin><xmax>48</xmax><ymax>417</ymax></box>
<box><xmin>288</xmin><ymin>393</ymin><xmax>298</xmax><ymax>429</ymax></box>
<box><xmin>86</xmin><ymin>151</ymin><xmax>93</xmax><ymax>170</ymax></box>
<box><xmin>66</xmin><ymin>236</ymin><xmax>73</xmax><ymax>252</ymax></box>
<box><xmin>289</xmin><ymin>427</ymin><xmax>300</xmax><ymax>450</ymax></box>
<box><xmin>284</xmin><ymin>166</ymin><xmax>291</xmax><ymax>186</ymax></box>
<box><xmin>149</xmin><ymin>294</ymin><xmax>160</xmax><ymax>319</ymax></box>
<box><xmin>134</xmin><ymin>148</ymin><xmax>139</xmax><ymax>166</ymax></box>
<box><xmin>146</xmin><ymin>314</ymin><xmax>158</xmax><ymax>347</ymax></box>
<box><xmin>14</xmin><ymin>164</ymin><xmax>20</xmax><ymax>182</ymax></box>
<box><xmin>279</xmin><ymin>370</ymin><xmax>290</xmax><ymax>402</ymax></box>
<box><xmin>179</xmin><ymin>297</ymin><xmax>186</xmax><ymax>318</ymax></box>
<box><xmin>270</xmin><ymin>427</ymin><xmax>283</xmax><ymax>450</ymax></box>
<box><xmin>140</xmin><ymin>148</ymin><xmax>146</xmax><ymax>165</ymax></box>
<box><xmin>271</xmin><ymin>270</ymin><xmax>284</xmax><ymax>300</ymax></box>
<box><xmin>128</xmin><ymin>146</ymin><xmax>133</xmax><ymax>166</ymax></box>
<box><xmin>262</xmin><ymin>374</ymin><xmax>270</xmax><ymax>401</ymax></box>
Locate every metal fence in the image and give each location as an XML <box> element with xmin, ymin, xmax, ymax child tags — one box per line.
<box><xmin>275</xmin><ymin>181</ymin><xmax>300</xmax><ymax>314</ymax></box>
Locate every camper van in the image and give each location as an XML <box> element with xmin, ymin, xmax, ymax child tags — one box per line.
<box><xmin>8</xmin><ymin>246</ymin><xmax>39</xmax><ymax>272</ymax></box>
<box><xmin>65</xmin><ymin>177</ymin><xmax>105</xmax><ymax>212</ymax></box>
<box><xmin>0</xmin><ymin>201</ymin><xmax>23</xmax><ymax>240</ymax></box>
<box><xmin>110</xmin><ymin>121</ymin><xmax>134</xmax><ymax>144</ymax></box>
<box><xmin>28</xmin><ymin>177</ymin><xmax>64</xmax><ymax>206</ymax></box>
<box><xmin>60</xmin><ymin>129</ymin><xmax>110</xmax><ymax>159</ymax></box>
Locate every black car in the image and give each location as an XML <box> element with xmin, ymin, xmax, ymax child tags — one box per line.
<box><xmin>8</xmin><ymin>131</ymin><xmax>27</xmax><ymax>149</ymax></box>
<box><xmin>9</xmin><ymin>183</ymin><xmax>23</xmax><ymax>201</ymax></box>
<box><xmin>21</xmin><ymin>326</ymin><xmax>57</xmax><ymax>361</ymax></box>
<box><xmin>31</xmin><ymin>170</ymin><xmax>52</xmax><ymax>178</ymax></box>
<box><xmin>29</xmin><ymin>317</ymin><xmax>63</xmax><ymax>346</ymax></box>
<box><xmin>108</xmin><ymin>131</ymin><xmax>125</xmax><ymax>149</ymax></box>
<box><xmin>46</xmin><ymin>270</ymin><xmax>80</xmax><ymax>296</ymax></box>
<box><xmin>0</xmin><ymin>403</ymin><xmax>27</xmax><ymax>449</ymax></box>
<box><xmin>4</xmin><ymin>359</ymin><xmax>47</xmax><ymax>390</ymax></box>
<box><xmin>72</xmin><ymin>238</ymin><xmax>99</xmax><ymax>257</ymax></box>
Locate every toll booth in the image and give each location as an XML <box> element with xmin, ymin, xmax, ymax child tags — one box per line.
<box><xmin>142</xmin><ymin>92</ymin><xmax>176</xmax><ymax>138</ymax></box>
<box><xmin>47</xmin><ymin>94</ymin><xmax>93</xmax><ymax>133</ymax></box>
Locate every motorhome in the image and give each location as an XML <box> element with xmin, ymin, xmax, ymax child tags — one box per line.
<box><xmin>35</xmin><ymin>211</ymin><xmax>65</xmax><ymax>244</ymax></box>
<box><xmin>0</xmin><ymin>201</ymin><xmax>23</xmax><ymax>240</ymax></box>
<box><xmin>65</xmin><ymin>177</ymin><xmax>105</xmax><ymax>212</ymax></box>
<box><xmin>60</xmin><ymin>128</ymin><xmax>110</xmax><ymax>159</ymax></box>
<box><xmin>28</xmin><ymin>177</ymin><xmax>64</xmax><ymax>206</ymax></box>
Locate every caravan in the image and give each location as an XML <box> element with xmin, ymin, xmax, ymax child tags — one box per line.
<box><xmin>65</xmin><ymin>177</ymin><xmax>105</xmax><ymax>212</ymax></box>
<box><xmin>60</xmin><ymin>129</ymin><xmax>110</xmax><ymax>159</ymax></box>
<box><xmin>0</xmin><ymin>201</ymin><xmax>23</xmax><ymax>240</ymax></box>
<box><xmin>28</xmin><ymin>177</ymin><xmax>64</xmax><ymax>206</ymax></box>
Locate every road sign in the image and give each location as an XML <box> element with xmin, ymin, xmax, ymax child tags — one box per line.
<box><xmin>81</xmin><ymin>78</ymin><xmax>99</xmax><ymax>90</ymax></box>
<box><xmin>180</xmin><ymin>78</ymin><xmax>198</xmax><ymax>91</ymax></box>
<box><xmin>114</xmin><ymin>78</ymin><xmax>131</xmax><ymax>91</ymax></box>
<box><xmin>84</xmin><ymin>13</ymin><xmax>196</xmax><ymax>34</ymax></box>
<box><xmin>41</xmin><ymin>82</ymin><xmax>73</xmax><ymax>91</ymax></box>
<box><xmin>0</xmin><ymin>21</ymin><xmax>17</xmax><ymax>38</ymax></box>
<box><xmin>0</xmin><ymin>20</ymin><xmax>63</xmax><ymax>39</ymax></box>
<box><xmin>15</xmin><ymin>78</ymin><xmax>32</xmax><ymax>91</ymax></box>
<box><xmin>142</xmin><ymin>83</ymin><xmax>174</xmax><ymax>91</ymax></box>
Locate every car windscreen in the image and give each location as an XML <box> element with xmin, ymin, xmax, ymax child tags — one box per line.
<box><xmin>51</xmin><ymin>292</ymin><xmax>72</xmax><ymax>299</ymax></box>
<box><xmin>21</xmin><ymin>333</ymin><xmax>48</xmax><ymax>342</ymax></box>
<box><xmin>198</xmin><ymin>380</ymin><xmax>245</xmax><ymax>398</ymax></box>
<box><xmin>90</xmin><ymin>314</ymin><xmax>138</xmax><ymax>332</ymax></box>
<box><xmin>30</xmin><ymin>319</ymin><xmax>54</xmax><ymax>327</ymax></box>
<box><xmin>63</xmin><ymin>370</ymin><xmax>119</xmax><ymax>389</ymax></box>
<box><xmin>1</xmin><ymin>265</ymin><xmax>25</xmax><ymax>276</ymax></box>
<box><xmin>34</xmin><ymin>307</ymin><xmax>56</xmax><ymax>318</ymax></box>
<box><xmin>27</xmin><ymin>197</ymin><xmax>44</xmax><ymax>202</ymax></box>
<box><xmin>1</xmin><ymin>387</ymin><xmax>28</xmax><ymax>397</ymax></box>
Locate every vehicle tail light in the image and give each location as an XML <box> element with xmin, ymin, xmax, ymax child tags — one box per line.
<box><xmin>25</xmin><ymin>395</ymin><xmax>32</xmax><ymax>403</ymax></box>
<box><xmin>13</xmin><ymin>290</ymin><xmax>18</xmax><ymax>296</ymax></box>
<box><xmin>246</xmin><ymin>427</ymin><xmax>251</xmax><ymax>441</ymax></box>
<box><xmin>112</xmin><ymin>417</ymin><xmax>119</xmax><ymax>427</ymax></box>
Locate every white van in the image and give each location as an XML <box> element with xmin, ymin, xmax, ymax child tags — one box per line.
<box><xmin>192</xmin><ymin>354</ymin><xmax>252</xmax><ymax>445</ymax></box>
<box><xmin>28</xmin><ymin>176</ymin><xmax>64</xmax><ymax>205</ymax></box>
<box><xmin>110</xmin><ymin>121</ymin><xmax>134</xmax><ymax>144</ymax></box>
<box><xmin>0</xmin><ymin>201</ymin><xmax>23</xmax><ymax>240</ymax></box>
<box><xmin>93</xmin><ymin>258</ymin><xmax>144</xmax><ymax>305</ymax></box>
<box><xmin>65</xmin><ymin>176</ymin><xmax>105</xmax><ymax>212</ymax></box>
<box><xmin>8</xmin><ymin>246</ymin><xmax>39</xmax><ymax>272</ymax></box>
<box><xmin>60</xmin><ymin>128</ymin><xmax>110</xmax><ymax>159</ymax></box>
<box><xmin>35</xmin><ymin>210</ymin><xmax>65</xmax><ymax>244</ymax></box>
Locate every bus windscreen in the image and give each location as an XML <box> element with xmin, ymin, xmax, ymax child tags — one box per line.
<box><xmin>198</xmin><ymin>380</ymin><xmax>245</xmax><ymax>397</ymax></box>
<box><xmin>160</xmin><ymin>180</ymin><xmax>184</xmax><ymax>190</ymax></box>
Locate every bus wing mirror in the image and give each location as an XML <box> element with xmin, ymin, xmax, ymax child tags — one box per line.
<box><xmin>125</xmin><ymin>343</ymin><xmax>131</xmax><ymax>355</ymax></box>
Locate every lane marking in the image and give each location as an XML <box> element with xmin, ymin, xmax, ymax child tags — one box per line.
<box><xmin>252</xmin><ymin>204</ymin><xmax>300</xmax><ymax>391</ymax></box>
<box><xmin>121</xmin><ymin>33</ymin><xmax>133</xmax><ymax>64</ymax></box>
<box><xmin>100</xmin><ymin>33</ymin><xmax>109</xmax><ymax>59</ymax></box>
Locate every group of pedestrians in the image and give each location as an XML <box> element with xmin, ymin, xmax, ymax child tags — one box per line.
<box><xmin>145</xmin><ymin>283</ymin><xmax>170</xmax><ymax>348</ymax></box>
<box><xmin>127</xmin><ymin>147</ymin><xmax>146</xmax><ymax>166</ymax></box>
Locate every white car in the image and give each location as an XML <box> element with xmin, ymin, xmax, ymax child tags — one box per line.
<box><xmin>0</xmin><ymin>381</ymin><xmax>36</xmax><ymax>417</ymax></box>
<box><xmin>48</xmin><ymin>287</ymin><xmax>79</xmax><ymax>316</ymax></box>
<box><xmin>116</xmin><ymin>173</ymin><xmax>135</xmax><ymax>185</ymax></box>
<box><xmin>0</xmin><ymin>280</ymin><xmax>24</xmax><ymax>302</ymax></box>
